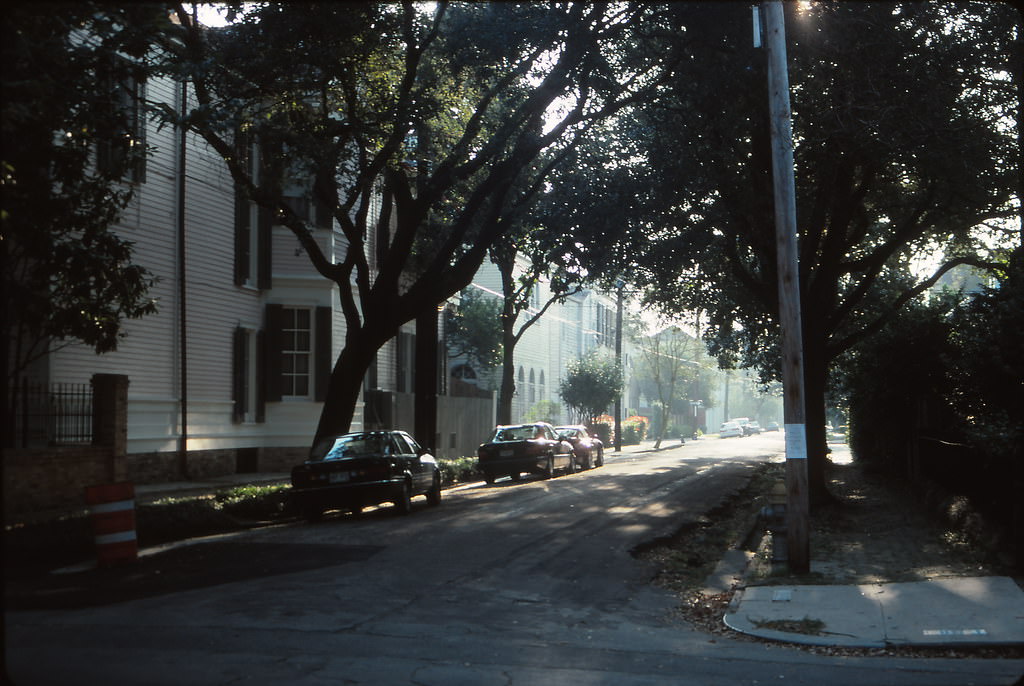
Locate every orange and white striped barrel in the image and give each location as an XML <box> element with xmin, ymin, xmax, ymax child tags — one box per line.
<box><xmin>85</xmin><ymin>482</ymin><xmax>138</xmax><ymax>566</ymax></box>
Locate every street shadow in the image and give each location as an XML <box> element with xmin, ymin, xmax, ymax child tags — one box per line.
<box><xmin>5</xmin><ymin>541</ymin><xmax>383</xmax><ymax>611</ymax></box>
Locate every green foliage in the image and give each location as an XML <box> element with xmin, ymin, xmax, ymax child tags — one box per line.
<box><xmin>558</xmin><ymin>351</ymin><xmax>622</xmax><ymax>425</ymax></box>
<box><xmin>445</xmin><ymin>289</ymin><xmax>503</xmax><ymax>377</ymax></box>
<box><xmin>3</xmin><ymin>6</ymin><xmax>161</xmax><ymax>384</ymax></box>
<box><xmin>621</xmin><ymin>415</ymin><xmax>650</xmax><ymax>445</ymax></box>
<box><xmin>590</xmin><ymin>416</ymin><xmax>613</xmax><ymax>446</ymax></box>
<box><xmin>155</xmin><ymin>3</ymin><xmax>680</xmax><ymax>442</ymax></box>
<box><xmin>840</xmin><ymin>249</ymin><xmax>1024</xmax><ymax>537</ymax></box>
<box><xmin>947</xmin><ymin>250</ymin><xmax>1024</xmax><ymax>456</ymax></box>
<box><xmin>439</xmin><ymin>456</ymin><xmax>482</xmax><ymax>486</ymax></box>
<box><xmin>839</xmin><ymin>294</ymin><xmax>959</xmax><ymax>472</ymax></box>
<box><xmin>606</xmin><ymin>2</ymin><xmax>1018</xmax><ymax>494</ymax></box>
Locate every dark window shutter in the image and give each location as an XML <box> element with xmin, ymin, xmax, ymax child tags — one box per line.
<box><xmin>233</xmin><ymin>129</ymin><xmax>251</xmax><ymax>286</ymax></box>
<box><xmin>315</xmin><ymin>306</ymin><xmax>332</xmax><ymax>402</ymax></box>
<box><xmin>232</xmin><ymin>327</ymin><xmax>246</xmax><ymax>423</ymax></box>
<box><xmin>255</xmin><ymin>329</ymin><xmax>266</xmax><ymax>423</ymax></box>
<box><xmin>265</xmin><ymin>304</ymin><xmax>284</xmax><ymax>402</ymax></box>
<box><xmin>234</xmin><ymin>189</ymin><xmax>250</xmax><ymax>286</ymax></box>
<box><xmin>256</xmin><ymin>205</ymin><xmax>273</xmax><ymax>290</ymax></box>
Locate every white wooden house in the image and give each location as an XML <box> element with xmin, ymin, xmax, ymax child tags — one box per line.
<box><xmin>21</xmin><ymin>63</ymin><xmax>646</xmax><ymax>484</ymax></box>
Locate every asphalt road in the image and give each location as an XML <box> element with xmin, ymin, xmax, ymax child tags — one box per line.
<box><xmin>5</xmin><ymin>434</ymin><xmax>1022</xmax><ymax>685</ymax></box>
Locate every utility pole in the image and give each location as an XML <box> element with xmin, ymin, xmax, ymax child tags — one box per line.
<box><xmin>613</xmin><ymin>279</ymin><xmax>624</xmax><ymax>452</ymax></box>
<box><xmin>760</xmin><ymin>0</ymin><xmax>810</xmax><ymax>573</ymax></box>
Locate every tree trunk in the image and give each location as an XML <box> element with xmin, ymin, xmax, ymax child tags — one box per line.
<box><xmin>309</xmin><ymin>332</ymin><xmax>378</xmax><ymax>459</ymax></box>
<box><xmin>414</xmin><ymin>308</ymin><xmax>439</xmax><ymax>451</ymax></box>
<box><xmin>496</xmin><ymin>324</ymin><xmax>517</xmax><ymax>425</ymax></box>
<box><xmin>653</xmin><ymin>405</ymin><xmax>670</xmax><ymax>450</ymax></box>
<box><xmin>495</xmin><ymin>252</ymin><xmax>518</xmax><ymax>426</ymax></box>
<box><xmin>801</xmin><ymin>329</ymin><xmax>834</xmax><ymax>508</ymax></box>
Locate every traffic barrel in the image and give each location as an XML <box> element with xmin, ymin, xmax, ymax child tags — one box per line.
<box><xmin>85</xmin><ymin>482</ymin><xmax>138</xmax><ymax>566</ymax></box>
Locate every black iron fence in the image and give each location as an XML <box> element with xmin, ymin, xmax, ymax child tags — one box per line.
<box><xmin>12</xmin><ymin>378</ymin><xmax>93</xmax><ymax>447</ymax></box>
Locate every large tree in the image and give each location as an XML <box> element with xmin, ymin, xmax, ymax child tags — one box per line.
<box><xmin>631</xmin><ymin>320</ymin><xmax>700</xmax><ymax>449</ymax></box>
<box><xmin>620</xmin><ymin>2</ymin><xmax>1018</xmax><ymax>504</ymax></box>
<box><xmin>156</xmin><ymin>2</ymin><xmax>679</xmax><ymax>455</ymax></box>
<box><xmin>2</xmin><ymin>4</ymin><xmax>162</xmax><ymax>442</ymax></box>
<box><xmin>558</xmin><ymin>349</ymin><xmax>622</xmax><ymax>426</ymax></box>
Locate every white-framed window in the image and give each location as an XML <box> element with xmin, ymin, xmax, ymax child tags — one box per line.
<box><xmin>281</xmin><ymin>307</ymin><xmax>312</xmax><ymax>398</ymax></box>
<box><xmin>232</xmin><ymin>325</ymin><xmax>265</xmax><ymax>424</ymax></box>
<box><xmin>97</xmin><ymin>58</ymin><xmax>146</xmax><ymax>183</ymax></box>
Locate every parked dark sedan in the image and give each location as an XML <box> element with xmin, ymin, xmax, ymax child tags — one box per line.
<box><xmin>290</xmin><ymin>430</ymin><xmax>441</xmax><ymax>521</ymax></box>
<box><xmin>477</xmin><ymin>422</ymin><xmax>576</xmax><ymax>484</ymax></box>
<box><xmin>555</xmin><ymin>425</ymin><xmax>604</xmax><ymax>469</ymax></box>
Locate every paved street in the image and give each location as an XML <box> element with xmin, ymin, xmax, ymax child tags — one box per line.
<box><xmin>6</xmin><ymin>434</ymin><xmax>1022</xmax><ymax>685</ymax></box>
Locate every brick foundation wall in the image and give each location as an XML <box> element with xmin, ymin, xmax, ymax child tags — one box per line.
<box><xmin>4</xmin><ymin>445</ymin><xmax>306</xmax><ymax>520</ymax></box>
<box><xmin>2</xmin><ymin>446</ymin><xmax>116</xmax><ymax>520</ymax></box>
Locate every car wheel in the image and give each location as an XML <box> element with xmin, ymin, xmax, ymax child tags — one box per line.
<box><xmin>349</xmin><ymin>506</ymin><xmax>362</xmax><ymax>518</ymax></box>
<box><xmin>595</xmin><ymin>447</ymin><xmax>604</xmax><ymax>468</ymax></box>
<box><xmin>304</xmin><ymin>506</ymin><xmax>323</xmax><ymax>523</ymax></box>
<box><xmin>394</xmin><ymin>480</ymin><xmax>412</xmax><ymax>515</ymax></box>
<box><xmin>484</xmin><ymin>471</ymin><xmax>496</xmax><ymax>485</ymax></box>
<box><xmin>427</xmin><ymin>473</ymin><xmax>442</xmax><ymax>506</ymax></box>
<box><xmin>583</xmin><ymin>453</ymin><xmax>593</xmax><ymax>470</ymax></box>
<box><xmin>510</xmin><ymin>471</ymin><xmax>521</xmax><ymax>482</ymax></box>
<box><xmin>565</xmin><ymin>454</ymin><xmax>577</xmax><ymax>475</ymax></box>
<box><xmin>543</xmin><ymin>455</ymin><xmax>555</xmax><ymax>479</ymax></box>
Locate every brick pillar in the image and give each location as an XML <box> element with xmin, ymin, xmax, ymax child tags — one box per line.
<box><xmin>92</xmin><ymin>374</ymin><xmax>129</xmax><ymax>482</ymax></box>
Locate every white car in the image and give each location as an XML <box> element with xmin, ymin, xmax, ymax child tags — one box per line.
<box><xmin>719</xmin><ymin>421</ymin><xmax>742</xmax><ymax>438</ymax></box>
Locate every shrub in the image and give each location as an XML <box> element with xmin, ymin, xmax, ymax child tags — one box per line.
<box><xmin>622</xmin><ymin>415</ymin><xmax>650</xmax><ymax>444</ymax></box>
<box><xmin>591</xmin><ymin>415</ymin><xmax>614</xmax><ymax>445</ymax></box>
<box><xmin>439</xmin><ymin>456</ymin><xmax>482</xmax><ymax>486</ymax></box>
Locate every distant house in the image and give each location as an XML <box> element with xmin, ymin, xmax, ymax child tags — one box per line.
<box><xmin>455</xmin><ymin>261</ymin><xmax>637</xmax><ymax>426</ymax></box>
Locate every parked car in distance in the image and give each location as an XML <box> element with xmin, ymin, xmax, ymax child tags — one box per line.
<box><xmin>290</xmin><ymin>430</ymin><xmax>441</xmax><ymax>521</ymax></box>
<box><xmin>765</xmin><ymin>422</ymin><xmax>780</xmax><ymax>432</ymax></box>
<box><xmin>744</xmin><ymin>421</ymin><xmax>762</xmax><ymax>436</ymax></box>
<box><xmin>477</xmin><ymin>422</ymin><xmax>577</xmax><ymax>484</ymax></box>
<box><xmin>719</xmin><ymin>421</ymin><xmax>743</xmax><ymax>438</ymax></box>
<box><xmin>555</xmin><ymin>425</ymin><xmax>604</xmax><ymax>470</ymax></box>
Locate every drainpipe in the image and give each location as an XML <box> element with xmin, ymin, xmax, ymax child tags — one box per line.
<box><xmin>176</xmin><ymin>73</ymin><xmax>189</xmax><ymax>478</ymax></box>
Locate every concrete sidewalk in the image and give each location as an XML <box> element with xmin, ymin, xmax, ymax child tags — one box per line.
<box><xmin>721</xmin><ymin>442</ymin><xmax>1024</xmax><ymax>650</ymax></box>
<box><xmin>725</xmin><ymin>576</ymin><xmax>1024</xmax><ymax>648</ymax></box>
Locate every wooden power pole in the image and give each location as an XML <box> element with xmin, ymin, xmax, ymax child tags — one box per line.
<box><xmin>761</xmin><ymin>0</ymin><xmax>810</xmax><ymax>573</ymax></box>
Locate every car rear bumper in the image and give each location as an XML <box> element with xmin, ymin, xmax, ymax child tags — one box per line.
<box><xmin>478</xmin><ymin>456</ymin><xmax>550</xmax><ymax>477</ymax></box>
<box><xmin>290</xmin><ymin>479</ymin><xmax>403</xmax><ymax>510</ymax></box>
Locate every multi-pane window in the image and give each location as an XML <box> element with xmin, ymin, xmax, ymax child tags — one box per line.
<box><xmin>281</xmin><ymin>308</ymin><xmax>312</xmax><ymax>398</ymax></box>
<box><xmin>234</xmin><ymin>134</ymin><xmax>272</xmax><ymax>289</ymax></box>
<box><xmin>97</xmin><ymin>59</ymin><xmax>146</xmax><ymax>183</ymax></box>
<box><xmin>233</xmin><ymin>327</ymin><xmax>264</xmax><ymax>423</ymax></box>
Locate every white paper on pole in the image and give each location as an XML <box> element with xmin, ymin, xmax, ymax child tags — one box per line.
<box><xmin>785</xmin><ymin>423</ymin><xmax>807</xmax><ymax>460</ymax></box>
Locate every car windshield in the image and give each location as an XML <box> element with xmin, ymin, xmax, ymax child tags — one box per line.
<box><xmin>558</xmin><ymin>428</ymin><xmax>581</xmax><ymax>438</ymax></box>
<box><xmin>494</xmin><ymin>426</ymin><xmax>540</xmax><ymax>442</ymax></box>
<box><xmin>322</xmin><ymin>434</ymin><xmax>385</xmax><ymax>460</ymax></box>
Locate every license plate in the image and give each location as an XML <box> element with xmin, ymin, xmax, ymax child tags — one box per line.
<box><xmin>500</xmin><ymin>449</ymin><xmax>514</xmax><ymax>457</ymax></box>
<box><xmin>329</xmin><ymin>471</ymin><xmax>350</xmax><ymax>484</ymax></box>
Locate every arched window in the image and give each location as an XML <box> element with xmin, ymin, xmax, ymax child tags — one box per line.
<box><xmin>539</xmin><ymin>370</ymin><xmax>546</xmax><ymax>403</ymax></box>
<box><xmin>528</xmin><ymin>369</ymin><xmax>536</xmax><ymax>405</ymax></box>
<box><xmin>451</xmin><ymin>363</ymin><xmax>477</xmax><ymax>383</ymax></box>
